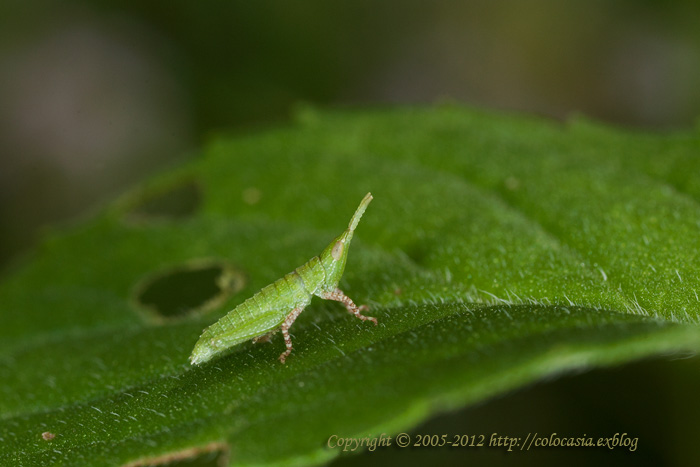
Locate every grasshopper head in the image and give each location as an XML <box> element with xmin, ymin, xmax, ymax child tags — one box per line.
<box><xmin>319</xmin><ymin>193</ymin><xmax>372</xmax><ymax>291</ymax></box>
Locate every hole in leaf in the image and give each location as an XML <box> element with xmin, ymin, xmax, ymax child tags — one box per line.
<box><xmin>134</xmin><ymin>260</ymin><xmax>245</xmax><ymax>321</ymax></box>
<box><xmin>126</xmin><ymin>179</ymin><xmax>201</xmax><ymax>222</ymax></box>
<box><xmin>121</xmin><ymin>441</ymin><xmax>230</xmax><ymax>467</ymax></box>
<box><xmin>403</xmin><ymin>242</ymin><xmax>430</xmax><ymax>267</ymax></box>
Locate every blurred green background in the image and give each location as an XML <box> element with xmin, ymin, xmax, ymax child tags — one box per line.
<box><xmin>1</xmin><ymin>1</ymin><xmax>700</xmax><ymax>465</ymax></box>
<box><xmin>3</xmin><ymin>0</ymin><xmax>700</xmax><ymax>270</ymax></box>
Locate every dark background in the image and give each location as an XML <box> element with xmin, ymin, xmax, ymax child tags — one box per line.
<box><xmin>1</xmin><ymin>1</ymin><xmax>699</xmax><ymax>465</ymax></box>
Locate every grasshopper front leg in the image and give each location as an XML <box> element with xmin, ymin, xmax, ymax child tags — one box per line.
<box><xmin>321</xmin><ymin>288</ymin><xmax>377</xmax><ymax>325</ymax></box>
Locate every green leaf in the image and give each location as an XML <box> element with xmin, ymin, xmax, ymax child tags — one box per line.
<box><xmin>2</xmin><ymin>105</ymin><xmax>699</xmax><ymax>466</ymax></box>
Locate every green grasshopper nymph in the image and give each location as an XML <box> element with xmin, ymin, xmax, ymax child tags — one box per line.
<box><xmin>189</xmin><ymin>193</ymin><xmax>376</xmax><ymax>365</ymax></box>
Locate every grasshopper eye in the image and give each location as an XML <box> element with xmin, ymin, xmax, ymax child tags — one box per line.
<box><xmin>331</xmin><ymin>241</ymin><xmax>344</xmax><ymax>261</ymax></box>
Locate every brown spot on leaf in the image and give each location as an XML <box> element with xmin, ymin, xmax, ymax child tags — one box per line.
<box><xmin>121</xmin><ymin>441</ymin><xmax>230</xmax><ymax>467</ymax></box>
<box><xmin>242</xmin><ymin>187</ymin><xmax>262</xmax><ymax>205</ymax></box>
<box><xmin>504</xmin><ymin>176</ymin><xmax>520</xmax><ymax>191</ymax></box>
